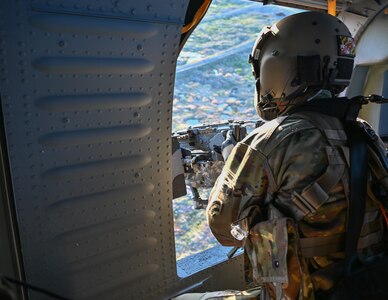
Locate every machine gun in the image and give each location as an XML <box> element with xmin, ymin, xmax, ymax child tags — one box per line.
<box><xmin>172</xmin><ymin>95</ymin><xmax>388</xmax><ymax>210</ymax></box>
<box><xmin>172</xmin><ymin>120</ymin><xmax>261</xmax><ymax>209</ymax></box>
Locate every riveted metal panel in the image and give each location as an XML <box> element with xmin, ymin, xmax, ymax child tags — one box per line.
<box><xmin>30</xmin><ymin>0</ymin><xmax>186</xmax><ymax>25</ymax></box>
<box><xmin>0</xmin><ymin>0</ymin><xmax>186</xmax><ymax>299</ymax></box>
<box><xmin>0</xmin><ymin>0</ymin><xmax>247</xmax><ymax>299</ymax></box>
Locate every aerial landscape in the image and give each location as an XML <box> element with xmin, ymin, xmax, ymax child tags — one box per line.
<box><xmin>172</xmin><ymin>0</ymin><xmax>300</xmax><ymax>260</ymax></box>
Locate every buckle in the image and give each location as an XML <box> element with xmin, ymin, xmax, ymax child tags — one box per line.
<box><xmin>230</xmin><ymin>223</ymin><xmax>248</xmax><ymax>241</ymax></box>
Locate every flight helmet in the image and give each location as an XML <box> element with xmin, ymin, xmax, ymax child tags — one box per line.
<box><xmin>249</xmin><ymin>11</ymin><xmax>355</xmax><ymax>120</ymax></box>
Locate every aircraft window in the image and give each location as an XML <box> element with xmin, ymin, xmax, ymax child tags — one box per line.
<box><xmin>172</xmin><ymin>0</ymin><xmax>301</xmax><ymax>277</ymax></box>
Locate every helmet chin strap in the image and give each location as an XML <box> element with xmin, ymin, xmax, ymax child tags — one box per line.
<box><xmin>255</xmin><ymin>70</ymin><xmax>324</xmax><ymax>120</ymax></box>
<box><xmin>256</xmin><ymin>83</ymin><xmax>310</xmax><ymax>120</ymax></box>
<box><xmin>279</xmin><ymin>86</ymin><xmax>330</xmax><ymax>116</ymax></box>
<box><xmin>283</xmin><ymin>83</ymin><xmax>309</xmax><ymax>101</ymax></box>
<box><xmin>254</xmin><ymin>79</ymin><xmax>279</xmax><ymax>120</ymax></box>
<box><xmin>258</xmin><ymin>104</ymin><xmax>279</xmax><ymax>121</ymax></box>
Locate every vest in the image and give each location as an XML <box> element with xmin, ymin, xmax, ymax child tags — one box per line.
<box><xmin>244</xmin><ymin>111</ymin><xmax>388</xmax><ymax>300</ymax></box>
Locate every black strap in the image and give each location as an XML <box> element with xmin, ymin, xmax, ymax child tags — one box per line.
<box><xmin>287</xmin><ymin>97</ymin><xmax>362</xmax><ymax>121</ymax></box>
<box><xmin>290</xmin><ymin>97</ymin><xmax>384</xmax><ymax>267</ymax></box>
<box><xmin>344</xmin><ymin>122</ymin><xmax>368</xmax><ymax>274</ymax></box>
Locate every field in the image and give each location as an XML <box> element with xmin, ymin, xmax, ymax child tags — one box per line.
<box><xmin>172</xmin><ymin>0</ymin><xmax>300</xmax><ymax>260</ymax></box>
<box><xmin>173</xmin><ymin>0</ymin><xmax>298</xmax><ymax>132</ymax></box>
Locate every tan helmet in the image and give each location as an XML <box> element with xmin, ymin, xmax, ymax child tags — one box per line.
<box><xmin>249</xmin><ymin>11</ymin><xmax>355</xmax><ymax>120</ymax></box>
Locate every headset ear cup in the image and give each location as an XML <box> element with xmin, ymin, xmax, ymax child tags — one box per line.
<box><xmin>255</xmin><ymin>78</ymin><xmax>260</xmax><ymax>95</ymax></box>
<box><xmin>254</xmin><ymin>78</ymin><xmax>261</xmax><ymax>116</ymax></box>
<box><xmin>255</xmin><ymin>78</ymin><xmax>261</xmax><ymax>96</ymax></box>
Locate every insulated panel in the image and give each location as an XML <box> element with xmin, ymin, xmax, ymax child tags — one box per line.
<box><xmin>0</xmin><ymin>1</ymin><xmax>247</xmax><ymax>299</ymax></box>
<box><xmin>0</xmin><ymin>0</ymin><xmax>184</xmax><ymax>299</ymax></box>
<box><xmin>379</xmin><ymin>71</ymin><xmax>388</xmax><ymax>138</ymax></box>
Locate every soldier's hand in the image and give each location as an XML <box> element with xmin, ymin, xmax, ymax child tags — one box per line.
<box><xmin>222</xmin><ymin>130</ymin><xmax>237</xmax><ymax>161</ymax></box>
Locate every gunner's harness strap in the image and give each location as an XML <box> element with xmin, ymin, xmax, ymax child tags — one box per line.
<box><xmin>287</xmin><ymin>112</ymin><xmax>384</xmax><ymax>258</ymax></box>
<box><xmin>290</xmin><ymin>112</ymin><xmax>347</xmax><ymax>218</ymax></box>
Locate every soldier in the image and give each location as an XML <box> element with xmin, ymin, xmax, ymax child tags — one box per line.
<box><xmin>174</xmin><ymin>11</ymin><xmax>388</xmax><ymax>300</ymax></box>
<box><xmin>206</xmin><ymin>11</ymin><xmax>388</xmax><ymax>300</ymax></box>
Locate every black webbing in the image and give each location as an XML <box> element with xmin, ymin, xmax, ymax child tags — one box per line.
<box><xmin>287</xmin><ymin>97</ymin><xmax>362</xmax><ymax>121</ymax></box>
<box><xmin>289</xmin><ymin>97</ymin><xmax>370</xmax><ymax>270</ymax></box>
<box><xmin>344</xmin><ymin>122</ymin><xmax>368</xmax><ymax>274</ymax></box>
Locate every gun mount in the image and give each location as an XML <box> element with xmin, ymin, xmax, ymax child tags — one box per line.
<box><xmin>172</xmin><ymin>120</ymin><xmax>260</xmax><ymax>209</ymax></box>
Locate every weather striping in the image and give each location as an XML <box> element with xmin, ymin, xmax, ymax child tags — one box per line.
<box><xmin>46</xmin><ymin>183</ymin><xmax>154</xmax><ymax>212</ymax></box>
<box><xmin>32</xmin><ymin>57</ymin><xmax>155</xmax><ymax>74</ymax></box>
<box><xmin>56</xmin><ymin>237</ymin><xmax>158</xmax><ymax>275</ymax></box>
<box><xmin>38</xmin><ymin>125</ymin><xmax>152</xmax><ymax>147</ymax></box>
<box><xmin>35</xmin><ymin>93</ymin><xmax>152</xmax><ymax>112</ymax></box>
<box><xmin>41</xmin><ymin>154</ymin><xmax>152</xmax><ymax>179</ymax></box>
<box><xmin>52</xmin><ymin>210</ymin><xmax>156</xmax><ymax>244</ymax></box>
<box><xmin>29</xmin><ymin>13</ymin><xmax>159</xmax><ymax>38</ymax></box>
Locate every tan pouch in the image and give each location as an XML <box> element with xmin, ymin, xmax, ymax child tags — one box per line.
<box><xmin>245</xmin><ymin>218</ymin><xmax>289</xmax><ymax>284</ymax></box>
<box><xmin>244</xmin><ymin>218</ymin><xmax>315</xmax><ymax>300</ymax></box>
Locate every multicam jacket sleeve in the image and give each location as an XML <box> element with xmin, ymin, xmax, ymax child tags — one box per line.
<box><xmin>206</xmin><ymin>141</ymin><xmax>268</xmax><ymax>247</ymax></box>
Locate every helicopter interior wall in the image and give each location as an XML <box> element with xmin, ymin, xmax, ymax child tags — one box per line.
<box><xmin>379</xmin><ymin>71</ymin><xmax>388</xmax><ymax>138</ymax></box>
<box><xmin>356</xmin><ymin>64</ymin><xmax>388</xmax><ymax>136</ymax></box>
<box><xmin>0</xmin><ymin>0</ymin><xmax>249</xmax><ymax>299</ymax></box>
<box><xmin>1</xmin><ymin>0</ymin><xmax>387</xmax><ymax>299</ymax></box>
<box><xmin>346</xmin><ymin>6</ymin><xmax>388</xmax><ymax>136</ymax></box>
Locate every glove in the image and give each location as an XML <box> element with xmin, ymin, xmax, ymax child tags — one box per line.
<box><xmin>221</xmin><ymin>130</ymin><xmax>237</xmax><ymax>161</ymax></box>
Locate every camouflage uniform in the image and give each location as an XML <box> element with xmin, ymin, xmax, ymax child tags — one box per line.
<box><xmin>207</xmin><ymin>110</ymin><xmax>387</xmax><ymax>300</ymax></box>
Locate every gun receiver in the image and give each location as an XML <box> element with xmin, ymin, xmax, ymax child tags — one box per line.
<box><xmin>172</xmin><ymin>120</ymin><xmax>260</xmax><ymax>209</ymax></box>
